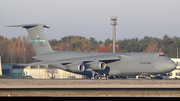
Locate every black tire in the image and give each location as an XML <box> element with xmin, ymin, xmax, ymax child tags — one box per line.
<box><xmin>94</xmin><ymin>74</ymin><xmax>99</xmax><ymax>79</ymax></box>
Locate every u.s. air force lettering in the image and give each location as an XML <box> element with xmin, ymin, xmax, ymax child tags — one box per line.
<box><xmin>139</xmin><ymin>62</ymin><xmax>152</xmax><ymax>64</ymax></box>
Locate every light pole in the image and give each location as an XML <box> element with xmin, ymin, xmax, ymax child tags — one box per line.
<box><xmin>177</xmin><ymin>48</ymin><xmax>178</xmax><ymax>59</ymax></box>
<box><xmin>110</xmin><ymin>16</ymin><xmax>117</xmax><ymax>53</ymax></box>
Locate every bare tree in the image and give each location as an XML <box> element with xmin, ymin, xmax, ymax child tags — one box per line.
<box><xmin>46</xmin><ymin>66</ymin><xmax>58</xmax><ymax>79</ymax></box>
<box><xmin>143</xmin><ymin>40</ymin><xmax>160</xmax><ymax>52</ymax></box>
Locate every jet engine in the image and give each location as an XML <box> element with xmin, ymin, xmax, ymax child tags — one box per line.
<box><xmin>90</xmin><ymin>62</ymin><xmax>106</xmax><ymax>70</ymax></box>
<box><xmin>69</xmin><ymin>63</ymin><xmax>85</xmax><ymax>72</ymax></box>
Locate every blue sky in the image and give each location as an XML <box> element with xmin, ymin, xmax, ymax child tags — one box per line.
<box><xmin>0</xmin><ymin>0</ymin><xmax>180</xmax><ymax>41</ymax></box>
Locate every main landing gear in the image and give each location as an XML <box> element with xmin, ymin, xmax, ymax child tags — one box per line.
<box><xmin>90</xmin><ymin>74</ymin><xmax>109</xmax><ymax>79</ymax></box>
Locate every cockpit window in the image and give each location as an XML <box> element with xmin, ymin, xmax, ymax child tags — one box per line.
<box><xmin>159</xmin><ymin>54</ymin><xmax>165</xmax><ymax>57</ymax></box>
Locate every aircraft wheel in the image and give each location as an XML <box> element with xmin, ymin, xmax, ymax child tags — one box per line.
<box><xmin>89</xmin><ymin>77</ymin><xmax>93</xmax><ymax>79</ymax></box>
<box><xmin>148</xmin><ymin>77</ymin><xmax>151</xmax><ymax>79</ymax></box>
<box><xmin>113</xmin><ymin>76</ymin><xmax>116</xmax><ymax>79</ymax></box>
<box><xmin>115</xmin><ymin>76</ymin><xmax>119</xmax><ymax>79</ymax></box>
<box><xmin>105</xmin><ymin>74</ymin><xmax>109</xmax><ymax>79</ymax></box>
<box><xmin>101</xmin><ymin>77</ymin><xmax>106</xmax><ymax>79</ymax></box>
<box><xmin>94</xmin><ymin>74</ymin><xmax>99</xmax><ymax>79</ymax></box>
<box><xmin>87</xmin><ymin>76</ymin><xmax>91</xmax><ymax>79</ymax></box>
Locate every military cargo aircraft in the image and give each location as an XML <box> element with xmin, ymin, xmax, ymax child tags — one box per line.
<box><xmin>8</xmin><ymin>24</ymin><xmax>176</xmax><ymax>79</ymax></box>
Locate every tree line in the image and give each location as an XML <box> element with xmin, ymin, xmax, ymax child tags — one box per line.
<box><xmin>0</xmin><ymin>34</ymin><xmax>180</xmax><ymax>64</ymax></box>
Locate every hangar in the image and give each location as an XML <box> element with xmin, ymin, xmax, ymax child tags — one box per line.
<box><xmin>0</xmin><ymin>64</ymin><xmax>85</xmax><ymax>79</ymax></box>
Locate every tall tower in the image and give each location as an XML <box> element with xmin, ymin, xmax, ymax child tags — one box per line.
<box><xmin>110</xmin><ymin>16</ymin><xmax>117</xmax><ymax>53</ymax></box>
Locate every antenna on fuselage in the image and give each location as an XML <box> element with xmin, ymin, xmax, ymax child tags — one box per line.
<box><xmin>161</xmin><ymin>47</ymin><xmax>163</xmax><ymax>53</ymax></box>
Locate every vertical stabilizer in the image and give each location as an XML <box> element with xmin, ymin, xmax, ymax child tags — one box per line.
<box><xmin>8</xmin><ymin>24</ymin><xmax>54</xmax><ymax>55</ymax></box>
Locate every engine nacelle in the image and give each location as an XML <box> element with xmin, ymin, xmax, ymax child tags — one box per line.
<box><xmin>69</xmin><ymin>63</ymin><xmax>85</xmax><ymax>72</ymax></box>
<box><xmin>90</xmin><ymin>62</ymin><xmax>106</xmax><ymax>70</ymax></box>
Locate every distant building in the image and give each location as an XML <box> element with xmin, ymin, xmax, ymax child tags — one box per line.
<box><xmin>1</xmin><ymin>64</ymin><xmax>13</xmax><ymax>77</ymax></box>
<box><xmin>1</xmin><ymin>64</ymin><xmax>85</xmax><ymax>79</ymax></box>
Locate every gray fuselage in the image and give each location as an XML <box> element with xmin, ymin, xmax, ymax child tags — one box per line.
<box><xmin>33</xmin><ymin>51</ymin><xmax>176</xmax><ymax>77</ymax></box>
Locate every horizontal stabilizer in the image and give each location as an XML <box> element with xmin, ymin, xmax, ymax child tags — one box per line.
<box><xmin>6</xmin><ymin>24</ymin><xmax>50</xmax><ymax>29</ymax></box>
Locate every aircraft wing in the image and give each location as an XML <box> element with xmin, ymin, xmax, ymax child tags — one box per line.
<box><xmin>21</xmin><ymin>54</ymin><xmax>120</xmax><ymax>66</ymax></box>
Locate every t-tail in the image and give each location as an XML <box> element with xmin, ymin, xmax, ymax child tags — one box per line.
<box><xmin>7</xmin><ymin>24</ymin><xmax>54</xmax><ymax>55</ymax></box>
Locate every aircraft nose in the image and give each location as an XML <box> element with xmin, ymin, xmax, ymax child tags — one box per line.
<box><xmin>166</xmin><ymin>61</ymin><xmax>176</xmax><ymax>71</ymax></box>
